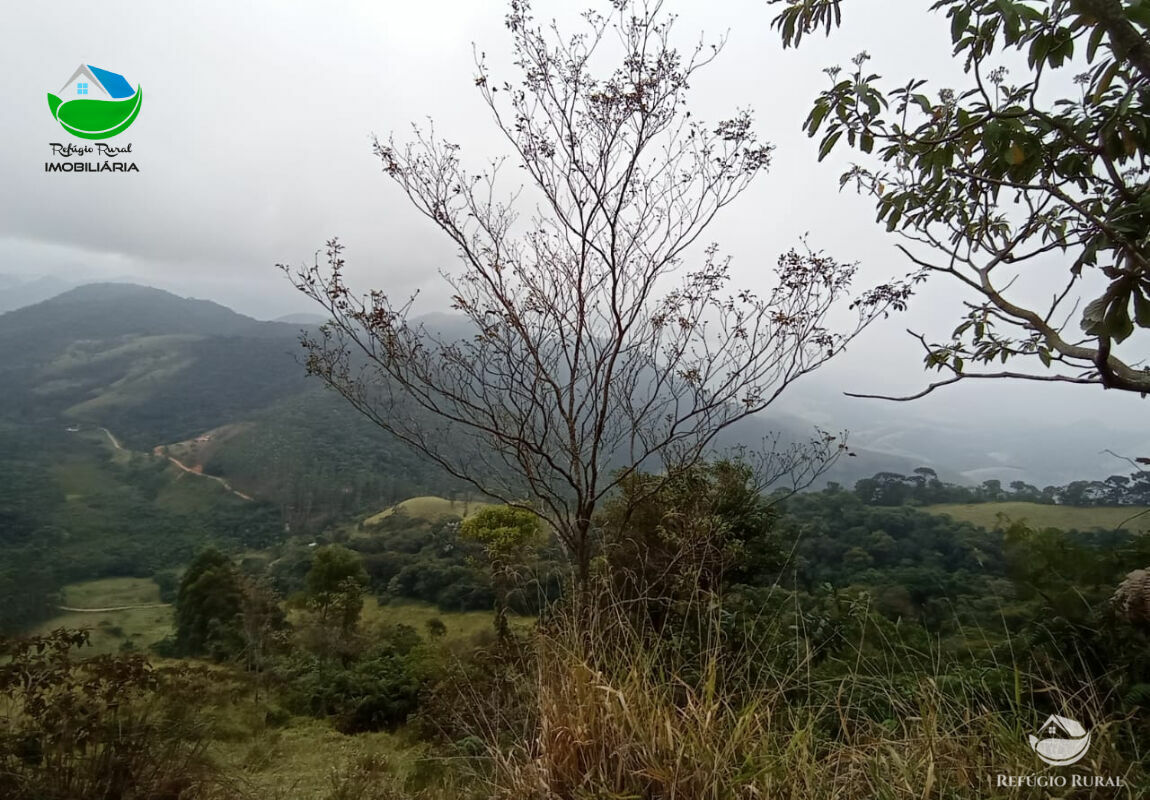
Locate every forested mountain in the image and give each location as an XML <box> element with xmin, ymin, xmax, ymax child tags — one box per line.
<box><xmin>0</xmin><ymin>284</ymin><xmax>476</xmax><ymax>522</ymax></box>
<box><xmin>0</xmin><ymin>283</ymin><xmax>930</xmax><ymax>510</ymax></box>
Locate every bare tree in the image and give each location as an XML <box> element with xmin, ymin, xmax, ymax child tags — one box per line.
<box><xmin>284</xmin><ymin>0</ymin><xmax>908</xmax><ymax>583</ymax></box>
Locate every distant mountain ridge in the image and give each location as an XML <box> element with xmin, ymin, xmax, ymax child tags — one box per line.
<box><xmin>0</xmin><ymin>274</ymin><xmax>73</xmax><ymax>314</ymax></box>
<box><xmin>0</xmin><ymin>283</ymin><xmax>309</xmax><ymax>443</ymax></box>
<box><xmin>0</xmin><ymin>282</ymin><xmax>1124</xmax><ymax>509</ymax></box>
<box><xmin>0</xmin><ymin>283</ymin><xmax>469</xmax><ymax>521</ymax></box>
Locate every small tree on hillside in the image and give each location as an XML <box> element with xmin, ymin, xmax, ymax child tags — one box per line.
<box><xmin>175</xmin><ymin>548</ymin><xmax>243</xmax><ymax>659</ymax></box>
<box><xmin>296</xmin><ymin>545</ymin><xmax>370</xmax><ymax>663</ymax></box>
<box><xmin>461</xmin><ymin>505</ymin><xmax>543</xmax><ymax>637</ymax></box>
<box><xmin>597</xmin><ymin>460</ymin><xmax>783</xmax><ymax>608</ymax></box>
<box><xmin>237</xmin><ymin>575</ymin><xmax>287</xmax><ymax>697</ymax></box>
<box><xmin>772</xmin><ymin>0</ymin><xmax>1150</xmax><ymax>398</ymax></box>
<box><xmin>285</xmin><ymin>0</ymin><xmax>908</xmax><ymax>584</ymax></box>
<box><xmin>304</xmin><ymin>545</ymin><xmax>369</xmax><ymax>631</ymax></box>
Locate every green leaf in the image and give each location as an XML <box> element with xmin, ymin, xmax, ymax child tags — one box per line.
<box><xmin>53</xmin><ymin>88</ymin><xmax>143</xmax><ymax>140</ymax></box>
<box><xmin>1081</xmin><ymin>295</ymin><xmax>1108</xmax><ymax>334</ymax></box>
<box><xmin>951</xmin><ymin>6</ymin><xmax>971</xmax><ymax>42</ymax></box>
<box><xmin>1086</xmin><ymin>25</ymin><xmax>1107</xmax><ymax>62</ymax></box>
<box><xmin>806</xmin><ymin>102</ymin><xmax>829</xmax><ymax>135</ymax></box>
<box><xmin>818</xmin><ymin>129</ymin><xmax>843</xmax><ymax>161</ymax></box>
<box><xmin>1133</xmin><ymin>289</ymin><xmax>1150</xmax><ymax>327</ymax></box>
<box><xmin>1093</xmin><ymin>61</ymin><xmax>1121</xmax><ymax>103</ymax></box>
<box><xmin>1028</xmin><ymin>34</ymin><xmax>1050</xmax><ymax>69</ymax></box>
<box><xmin>1104</xmin><ymin>298</ymin><xmax>1135</xmax><ymax>343</ymax></box>
<box><xmin>884</xmin><ymin>207</ymin><xmax>903</xmax><ymax>231</ymax></box>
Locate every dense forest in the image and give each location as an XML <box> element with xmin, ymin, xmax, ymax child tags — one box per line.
<box><xmin>852</xmin><ymin>466</ymin><xmax>1150</xmax><ymax>507</ymax></box>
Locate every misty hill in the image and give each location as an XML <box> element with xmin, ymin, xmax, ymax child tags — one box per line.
<box><xmin>0</xmin><ymin>284</ymin><xmax>473</xmax><ymax>520</ymax></box>
<box><xmin>0</xmin><ymin>284</ymin><xmax>309</xmax><ymax>445</ymax></box>
<box><xmin>0</xmin><ymin>283</ymin><xmax>291</xmax><ymax>366</ymax></box>
<box><xmin>774</xmin><ymin>375</ymin><xmax>1150</xmax><ymax>488</ymax></box>
<box><xmin>0</xmin><ymin>274</ymin><xmax>73</xmax><ymax>314</ymax></box>
<box><xmin>0</xmin><ymin>283</ymin><xmax>992</xmax><ymax>514</ymax></box>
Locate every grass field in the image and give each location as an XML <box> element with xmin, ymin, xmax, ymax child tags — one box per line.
<box><xmin>51</xmin><ymin>455</ymin><xmax>122</xmax><ymax>500</ymax></box>
<box><xmin>37</xmin><ymin>580</ymin><xmax>526</xmax><ymax>657</ymax></box>
<box><xmin>924</xmin><ymin>501</ymin><xmax>1150</xmax><ymax>532</ymax></box>
<box><xmin>210</xmin><ymin>717</ymin><xmax>418</xmax><ymax>800</ymax></box>
<box><xmin>360</xmin><ymin>596</ymin><xmax>530</xmax><ymax>640</ymax></box>
<box><xmin>60</xmin><ymin>576</ymin><xmax>163</xmax><ymax>608</ymax></box>
<box><xmin>364</xmin><ymin>495</ymin><xmax>492</xmax><ymax>527</ymax></box>
<box><xmin>35</xmin><ymin>577</ymin><xmax>173</xmax><ymax>656</ymax></box>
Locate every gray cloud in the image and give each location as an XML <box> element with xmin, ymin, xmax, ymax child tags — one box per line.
<box><xmin>0</xmin><ymin>0</ymin><xmax>1143</xmax><ymax>438</ymax></box>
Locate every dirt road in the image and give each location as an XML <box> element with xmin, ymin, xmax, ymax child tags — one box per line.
<box><xmin>100</xmin><ymin>426</ymin><xmax>253</xmax><ymax>501</ymax></box>
<box><xmin>164</xmin><ymin>452</ymin><xmax>254</xmax><ymax>501</ymax></box>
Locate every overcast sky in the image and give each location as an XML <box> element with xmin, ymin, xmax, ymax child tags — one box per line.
<box><xmin>1</xmin><ymin>0</ymin><xmax>1145</xmax><ymax>436</ymax></box>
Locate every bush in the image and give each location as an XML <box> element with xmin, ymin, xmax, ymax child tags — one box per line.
<box><xmin>0</xmin><ymin>629</ymin><xmax>236</xmax><ymax>800</ymax></box>
<box><xmin>152</xmin><ymin>568</ymin><xmax>181</xmax><ymax>603</ymax></box>
<box><xmin>278</xmin><ymin>624</ymin><xmax>429</xmax><ymax>733</ymax></box>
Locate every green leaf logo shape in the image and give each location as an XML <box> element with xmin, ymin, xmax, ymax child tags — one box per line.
<box><xmin>47</xmin><ymin>65</ymin><xmax>142</xmax><ymax>140</ymax></box>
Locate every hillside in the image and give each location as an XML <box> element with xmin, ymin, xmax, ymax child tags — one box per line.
<box><xmin>0</xmin><ymin>284</ymin><xmax>309</xmax><ymax>443</ymax></box>
<box><xmin>0</xmin><ymin>284</ymin><xmax>926</xmax><ymax>520</ymax></box>
<box><xmin>0</xmin><ymin>286</ymin><xmax>482</xmax><ymax>536</ymax></box>
<box><xmin>0</xmin><ymin>420</ymin><xmax>282</xmax><ymax>633</ymax></box>
<box><xmin>363</xmin><ymin>495</ymin><xmax>493</xmax><ymax>526</ymax></box>
<box><xmin>0</xmin><ymin>283</ymin><xmax>287</xmax><ymax>364</ymax></box>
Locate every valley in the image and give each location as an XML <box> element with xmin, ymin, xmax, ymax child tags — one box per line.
<box><xmin>7</xmin><ymin>1</ymin><xmax>1150</xmax><ymax>796</ymax></box>
<box><xmin>2</xmin><ymin>281</ymin><xmax>1149</xmax><ymax>799</ymax></box>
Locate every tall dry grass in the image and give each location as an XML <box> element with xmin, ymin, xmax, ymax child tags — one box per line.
<box><xmin>450</xmin><ymin>585</ymin><xmax>1144</xmax><ymax>800</ymax></box>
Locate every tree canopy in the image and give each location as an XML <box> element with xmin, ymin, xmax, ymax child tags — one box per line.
<box><xmin>772</xmin><ymin>0</ymin><xmax>1150</xmax><ymax>397</ymax></box>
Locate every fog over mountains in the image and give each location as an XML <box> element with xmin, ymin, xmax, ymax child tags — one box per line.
<box><xmin>0</xmin><ymin>278</ymin><xmax>1138</xmax><ymax>491</ymax></box>
<box><xmin>0</xmin><ymin>273</ymin><xmax>75</xmax><ymax>314</ymax></box>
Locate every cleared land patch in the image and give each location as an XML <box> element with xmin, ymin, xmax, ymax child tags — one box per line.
<box><xmin>364</xmin><ymin>495</ymin><xmax>492</xmax><ymax>527</ymax></box>
<box><xmin>35</xmin><ymin>578</ymin><xmax>174</xmax><ymax>656</ymax></box>
<box><xmin>359</xmin><ymin>596</ymin><xmax>530</xmax><ymax>641</ymax></box>
<box><xmin>924</xmin><ymin>501</ymin><xmax>1150</xmax><ymax>532</ymax></box>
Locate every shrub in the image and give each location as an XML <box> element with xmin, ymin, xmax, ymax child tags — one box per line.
<box><xmin>278</xmin><ymin>624</ymin><xmax>429</xmax><ymax>733</ymax></box>
<box><xmin>0</xmin><ymin>629</ymin><xmax>235</xmax><ymax>800</ymax></box>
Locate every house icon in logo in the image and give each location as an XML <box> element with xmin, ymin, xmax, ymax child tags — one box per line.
<box><xmin>1028</xmin><ymin>714</ymin><xmax>1091</xmax><ymax>766</ymax></box>
<box><xmin>47</xmin><ymin>63</ymin><xmax>142</xmax><ymax>140</ymax></box>
<box><xmin>57</xmin><ymin>64</ymin><xmax>136</xmax><ymax>102</ymax></box>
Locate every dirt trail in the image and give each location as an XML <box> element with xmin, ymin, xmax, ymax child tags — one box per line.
<box><xmin>164</xmin><ymin>453</ymin><xmax>255</xmax><ymax>501</ymax></box>
<box><xmin>99</xmin><ymin>426</ymin><xmax>253</xmax><ymax>502</ymax></box>
<box><xmin>56</xmin><ymin>603</ymin><xmax>171</xmax><ymax>613</ymax></box>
